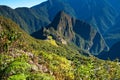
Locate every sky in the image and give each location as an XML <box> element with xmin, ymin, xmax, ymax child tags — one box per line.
<box><xmin>0</xmin><ymin>0</ymin><xmax>47</xmax><ymax>9</ymax></box>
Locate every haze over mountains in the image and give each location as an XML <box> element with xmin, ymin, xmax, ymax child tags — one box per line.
<box><xmin>0</xmin><ymin>0</ymin><xmax>120</xmax><ymax>59</ymax></box>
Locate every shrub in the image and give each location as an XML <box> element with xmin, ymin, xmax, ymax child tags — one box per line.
<box><xmin>27</xmin><ymin>73</ymin><xmax>55</xmax><ymax>80</ymax></box>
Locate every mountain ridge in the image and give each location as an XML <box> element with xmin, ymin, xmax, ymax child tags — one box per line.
<box><xmin>0</xmin><ymin>0</ymin><xmax>118</xmax><ymax>49</ymax></box>
<box><xmin>0</xmin><ymin>0</ymin><xmax>120</xmax><ymax>59</ymax></box>
<box><xmin>32</xmin><ymin>11</ymin><xmax>109</xmax><ymax>55</ymax></box>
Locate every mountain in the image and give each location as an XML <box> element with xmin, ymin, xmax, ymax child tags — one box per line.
<box><xmin>67</xmin><ymin>0</ymin><xmax>117</xmax><ymax>33</ymax></box>
<box><xmin>32</xmin><ymin>11</ymin><xmax>109</xmax><ymax>55</ymax></box>
<box><xmin>0</xmin><ymin>16</ymin><xmax>83</xmax><ymax>80</ymax></box>
<box><xmin>15</xmin><ymin>7</ymin><xmax>50</xmax><ymax>33</ymax></box>
<box><xmin>0</xmin><ymin>0</ymin><xmax>120</xmax><ymax>56</ymax></box>
<box><xmin>0</xmin><ymin>5</ymin><xmax>50</xmax><ymax>34</ymax></box>
<box><xmin>31</xmin><ymin>0</ymin><xmax>76</xmax><ymax>21</ymax></box>
<box><xmin>0</xmin><ymin>0</ymin><xmax>117</xmax><ymax>35</ymax></box>
<box><xmin>31</xmin><ymin>0</ymin><xmax>117</xmax><ymax>34</ymax></box>
<box><xmin>0</xmin><ymin>0</ymin><xmax>75</xmax><ymax>34</ymax></box>
<box><xmin>1</xmin><ymin>0</ymin><xmax>120</xmax><ymax>79</ymax></box>
<box><xmin>0</xmin><ymin>15</ymin><xmax>77</xmax><ymax>80</ymax></box>
<box><xmin>98</xmin><ymin>41</ymin><xmax>120</xmax><ymax>60</ymax></box>
<box><xmin>0</xmin><ymin>6</ymin><xmax>30</xmax><ymax>33</ymax></box>
<box><xmin>0</xmin><ymin>0</ymin><xmax>76</xmax><ymax>34</ymax></box>
<box><xmin>1</xmin><ymin>15</ymin><xmax>120</xmax><ymax>80</ymax></box>
<box><xmin>30</xmin><ymin>0</ymin><xmax>120</xmax><ymax>48</ymax></box>
<box><xmin>104</xmin><ymin>14</ymin><xmax>120</xmax><ymax>47</ymax></box>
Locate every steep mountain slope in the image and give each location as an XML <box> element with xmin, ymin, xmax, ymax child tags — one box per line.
<box><xmin>32</xmin><ymin>11</ymin><xmax>109</xmax><ymax>55</ymax></box>
<box><xmin>0</xmin><ymin>0</ymin><xmax>75</xmax><ymax>34</ymax></box>
<box><xmin>0</xmin><ymin>16</ymin><xmax>80</xmax><ymax>80</ymax></box>
<box><xmin>0</xmin><ymin>0</ymin><xmax>117</xmax><ymax>35</ymax></box>
<box><xmin>98</xmin><ymin>41</ymin><xmax>120</xmax><ymax>60</ymax></box>
<box><xmin>15</xmin><ymin>7</ymin><xmax>50</xmax><ymax>33</ymax></box>
<box><xmin>0</xmin><ymin>5</ymin><xmax>50</xmax><ymax>34</ymax></box>
<box><xmin>105</xmin><ymin>14</ymin><xmax>120</xmax><ymax>47</ymax></box>
<box><xmin>1</xmin><ymin>16</ymin><xmax>120</xmax><ymax>80</ymax></box>
<box><xmin>31</xmin><ymin>0</ymin><xmax>76</xmax><ymax>21</ymax></box>
<box><xmin>0</xmin><ymin>0</ymin><xmax>119</xmax><ymax>57</ymax></box>
<box><xmin>67</xmin><ymin>0</ymin><xmax>116</xmax><ymax>33</ymax></box>
<box><xmin>31</xmin><ymin>0</ymin><xmax>116</xmax><ymax>34</ymax></box>
<box><xmin>0</xmin><ymin>6</ymin><xmax>30</xmax><ymax>33</ymax></box>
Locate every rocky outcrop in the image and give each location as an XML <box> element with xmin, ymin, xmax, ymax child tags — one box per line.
<box><xmin>33</xmin><ymin>11</ymin><xmax>109</xmax><ymax>55</ymax></box>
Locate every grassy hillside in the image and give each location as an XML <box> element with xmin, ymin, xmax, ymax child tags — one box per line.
<box><xmin>0</xmin><ymin>16</ymin><xmax>120</xmax><ymax>80</ymax></box>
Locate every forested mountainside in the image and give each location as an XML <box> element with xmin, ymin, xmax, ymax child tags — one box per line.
<box><xmin>1</xmin><ymin>14</ymin><xmax>120</xmax><ymax>80</ymax></box>
<box><xmin>0</xmin><ymin>6</ymin><xmax>30</xmax><ymax>33</ymax></box>
<box><xmin>31</xmin><ymin>0</ymin><xmax>116</xmax><ymax>33</ymax></box>
<box><xmin>0</xmin><ymin>6</ymin><xmax>50</xmax><ymax>34</ymax></box>
<box><xmin>0</xmin><ymin>0</ymin><xmax>120</xmax><ymax>47</ymax></box>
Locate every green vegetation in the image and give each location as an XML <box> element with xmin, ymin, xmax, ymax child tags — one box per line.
<box><xmin>45</xmin><ymin>36</ymin><xmax>58</xmax><ymax>47</ymax></box>
<box><xmin>0</xmin><ymin>16</ymin><xmax>120</xmax><ymax>80</ymax></box>
<box><xmin>27</xmin><ymin>73</ymin><xmax>55</xmax><ymax>80</ymax></box>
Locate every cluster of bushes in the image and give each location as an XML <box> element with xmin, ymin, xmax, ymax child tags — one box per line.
<box><xmin>0</xmin><ymin>30</ymin><xmax>21</xmax><ymax>52</ymax></box>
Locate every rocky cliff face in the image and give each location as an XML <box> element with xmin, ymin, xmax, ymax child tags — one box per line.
<box><xmin>32</xmin><ymin>11</ymin><xmax>109</xmax><ymax>55</ymax></box>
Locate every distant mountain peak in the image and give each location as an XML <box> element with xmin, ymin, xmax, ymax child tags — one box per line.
<box><xmin>50</xmin><ymin>11</ymin><xmax>72</xmax><ymax>30</ymax></box>
<box><xmin>32</xmin><ymin>11</ymin><xmax>109</xmax><ymax>55</ymax></box>
<box><xmin>57</xmin><ymin>11</ymin><xmax>67</xmax><ymax>17</ymax></box>
<box><xmin>53</xmin><ymin>10</ymin><xmax>69</xmax><ymax>20</ymax></box>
